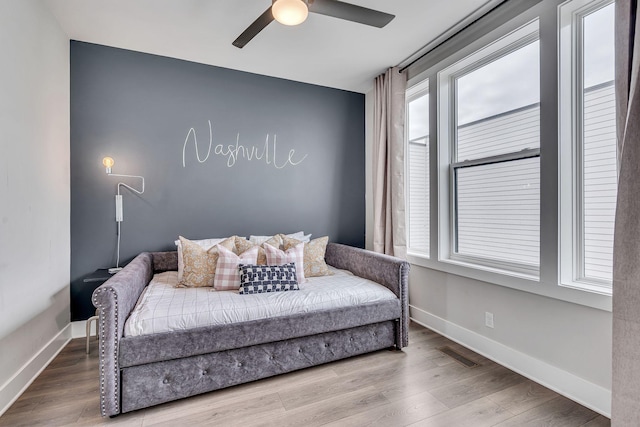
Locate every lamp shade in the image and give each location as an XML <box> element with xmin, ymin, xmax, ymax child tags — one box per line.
<box><xmin>272</xmin><ymin>0</ymin><xmax>308</xmax><ymax>26</ymax></box>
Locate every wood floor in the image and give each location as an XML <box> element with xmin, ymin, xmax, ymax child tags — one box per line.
<box><xmin>0</xmin><ymin>322</ymin><xmax>610</xmax><ymax>426</ymax></box>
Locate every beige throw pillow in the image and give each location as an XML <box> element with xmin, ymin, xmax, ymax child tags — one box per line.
<box><xmin>234</xmin><ymin>236</ymin><xmax>254</xmax><ymax>254</ymax></box>
<box><xmin>283</xmin><ymin>235</ymin><xmax>331</xmax><ymax>277</ymax></box>
<box><xmin>177</xmin><ymin>236</ymin><xmax>235</xmax><ymax>288</ymax></box>
<box><xmin>234</xmin><ymin>235</ymin><xmax>284</xmax><ymax>265</ymax></box>
<box><xmin>176</xmin><ymin>237</ymin><xmax>226</xmax><ymax>281</ymax></box>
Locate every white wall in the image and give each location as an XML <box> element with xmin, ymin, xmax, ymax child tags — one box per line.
<box><xmin>0</xmin><ymin>0</ymin><xmax>70</xmax><ymax>414</ymax></box>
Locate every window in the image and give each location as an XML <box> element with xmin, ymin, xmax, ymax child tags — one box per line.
<box><xmin>560</xmin><ymin>0</ymin><xmax>617</xmax><ymax>293</ymax></box>
<box><xmin>404</xmin><ymin>0</ymin><xmax>615</xmax><ymax>306</ymax></box>
<box><xmin>406</xmin><ymin>81</ymin><xmax>430</xmax><ymax>256</ymax></box>
<box><xmin>439</xmin><ymin>21</ymin><xmax>541</xmax><ymax>276</ymax></box>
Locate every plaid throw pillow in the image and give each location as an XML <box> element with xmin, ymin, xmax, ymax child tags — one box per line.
<box><xmin>238</xmin><ymin>263</ymin><xmax>299</xmax><ymax>294</ymax></box>
<box><xmin>214</xmin><ymin>245</ymin><xmax>259</xmax><ymax>291</ymax></box>
<box><xmin>263</xmin><ymin>241</ymin><xmax>306</xmax><ymax>283</ymax></box>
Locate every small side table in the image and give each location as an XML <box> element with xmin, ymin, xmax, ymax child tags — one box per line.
<box><xmin>80</xmin><ymin>269</ymin><xmax>113</xmax><ymax>354</ymax></box>
<box><xmin>83</xmin><ymin>269</ymin><xmax>113</xmax><ymax>284</ymax></box>
<box><xmin>86</xmin><ymin>310</ymin><xmax>99</xmax><ymax>354</ymax></box>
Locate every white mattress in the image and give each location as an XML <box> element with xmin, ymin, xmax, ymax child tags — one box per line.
<box><xmin>124</xmin><ymin>267</ymin><xmax>397</xmax><ymax>337</ymax></box>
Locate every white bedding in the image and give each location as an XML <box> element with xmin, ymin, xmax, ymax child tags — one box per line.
<box><xmin>124</xmin><ymin>267</ymin><xmax>397</xmax><ymax>337</ymax></box>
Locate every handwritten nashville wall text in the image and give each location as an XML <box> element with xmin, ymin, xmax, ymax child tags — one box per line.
<box><xmin>182</xmin><ymin>120</ymin><xmax>308</xmax><ymax>169</ymax></box>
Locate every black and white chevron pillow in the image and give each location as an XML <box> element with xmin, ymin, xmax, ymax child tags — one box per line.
<box><xmin>238</xmin><ymin>263</ymin><xmax>299</xmax><ymax>294</ymax></box>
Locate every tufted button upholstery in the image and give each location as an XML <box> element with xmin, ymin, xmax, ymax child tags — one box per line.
<box><xmin>120</xmin><ymin>320</ymin><xmax>397</xmax><ymax>414</ymax></box>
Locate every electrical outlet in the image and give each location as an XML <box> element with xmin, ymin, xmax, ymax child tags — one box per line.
<box><xmin>485</xmin><ymin>312</ymin><xmax>494</xmax><ymax>328</ymax></box>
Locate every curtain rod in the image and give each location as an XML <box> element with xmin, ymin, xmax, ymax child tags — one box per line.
<box><xmin>396</xmin><ymin>0</ymin><xmax>508</xmax><ymax>72</ymax></box>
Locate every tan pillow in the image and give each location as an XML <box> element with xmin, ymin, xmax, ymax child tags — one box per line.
<box><xmin>283</xmin><ymin>235</ymin><xmax>331</xmax><ymax>277</ymax></box>
<box><xmin>176</xmin><ymin>237</ymin><xmax>226</xmax><ymax>281</ymax></box>
<box><xmin>263</xmin><ymin>234</ymin><xmax>285</xmax><ymax>249</ymax></box>
<box><xmin>177</xmin><ymin>236</ymin><xmax>234</xmax><ymax>288</ymax></box>
<box><xmin>233</xmin><ymin>236</ymin><xmax>253</xmax><ymax>255</ymax></box>
<box><xmin>235</xmin><ymin>235</ymin><xmax>283</xmax><ymax>265</ymax></box>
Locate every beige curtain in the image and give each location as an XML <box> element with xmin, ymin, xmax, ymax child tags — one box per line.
<box><xmin>613</xmin><ymin>1</ymin><xmax>640</xmax><ymax>424</ymax></box>
<box><xmin>372</xmin><ymin>67</ymin><xmax>407</xmax><ymax>257</ymax></box>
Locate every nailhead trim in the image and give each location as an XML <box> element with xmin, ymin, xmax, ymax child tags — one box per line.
<box><xmin>92</xmin><ymin>286</ymin><xmax>120</xmax><ymax>417</ymax></box>
<box><xmin>398</xmin><ymin>261</ymin><xmax>409</xmax><ymax>348</ymax></box>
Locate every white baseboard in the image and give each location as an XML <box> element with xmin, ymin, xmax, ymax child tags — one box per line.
<box><xmin>0</xmin><ymin>324</ymin><xmax>72</xmax><ymax>417</ymax></box>
<box><xmin>409</xmin><ymin>305</ymin><xmax>611</xmax><ymax>418</ymax></box>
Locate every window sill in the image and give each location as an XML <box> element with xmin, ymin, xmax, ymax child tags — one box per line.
<box><xmin>406</xmin><ymin>252</ymin><xmax>612</xmax><ymax>312</ymax></box>
<box><xmin>560</xmin><ymin>280</ymin><xmax>612</xmax><ymax>297</ymax></box>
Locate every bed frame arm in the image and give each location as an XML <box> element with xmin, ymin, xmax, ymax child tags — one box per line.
<box><xmin>92</xmin><ymin>252</ymin><xmax>153</xmax><ymax>417</ymax></box>
<box><xmin>324</xmin><ymin>243</ymin><xmax>410</xmax><ymax>348</ymax></box>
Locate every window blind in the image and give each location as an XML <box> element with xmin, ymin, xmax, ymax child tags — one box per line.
<box><xmin>408</xmin><ymin>138</ymin><xmax>429</xmax><ymax>254</ymax></box>
<box><xmin>456</xmin><ymin>157</ymin><xmax>540</xmax><ymax>267</ymax></box>
<box><xmin>582</xmin><ymin>81</ymin><xmax>617</xmax><ymax>281</ymax></box>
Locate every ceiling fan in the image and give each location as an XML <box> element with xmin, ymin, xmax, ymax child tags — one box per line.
<box><xmin>233</xmin><ymin>0</ymin><xmax>395</xmax><ymax>48</ymax></box>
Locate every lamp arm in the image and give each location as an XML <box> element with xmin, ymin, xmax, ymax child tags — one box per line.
<box><xmin>107</xmin><ymin>173</ymin><xmax>145</xmax><ymax>196</ymax></box>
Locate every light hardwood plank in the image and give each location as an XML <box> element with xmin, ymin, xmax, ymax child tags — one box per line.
<box><xmin>486</xmin><ymin>380</ymin><xmax>559</xmax><ymax>415</ymax></box>
<box><xmin>76</xmin><ymin>405</ymin><xmax>144</xmax><ymax>427</ymax></box>
<box><xmin>493</xmin><ymin>395</ymin><xmax>601</xmax><ymax>427</ymax></box>
<box><xmin>408</xmin><ymin>396</ymin><xmax>514</xmax><ymax>427</ymax></box>
<box><xmin>428</xmin><ymin>364</ymin><xmax>526</xmax><ymax>408</ymax></box>
<box><xmin>257</xmin><ymin>386</ymin><xmax>390</xmax><ymax>427</ymax></box>
<box><xmin>322</xmin><ymin>390</ymin><xmax>448</xmax><ymax>426</ymax></box>
<box><xmin>581</xmin><ymin>415</ymin><xmax>612</xmax><ymax>426</ymax></box>
<box><xmin>143</xmin><ymin>392</ymin><xmax>285</xmax><ymax>427</ymax></box>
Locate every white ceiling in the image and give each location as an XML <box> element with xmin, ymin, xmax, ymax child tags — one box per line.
<box><xmin>43</xmin><ymin>0</ymin><xmax>493</xmax><ymax>93</ymax></box>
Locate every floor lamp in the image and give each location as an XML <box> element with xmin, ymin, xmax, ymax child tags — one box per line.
<box><xmin>102</xmin><ymin>157</ymin><xmax>145</xmax><ymax>274</ymax></box>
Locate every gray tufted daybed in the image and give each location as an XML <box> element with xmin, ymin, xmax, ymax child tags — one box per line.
<box><xmin>91</xmin><ymin>243</ymin><xmax>409</xmax><ymax>417</ymax></box>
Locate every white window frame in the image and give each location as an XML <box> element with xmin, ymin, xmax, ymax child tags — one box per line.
<box><xmin>405</xmin><ymin>79</ymin><xmax>430</xmax><ymax>258</ymax></box>
<box><xmin>559</xmin><ymin>0</ymin><xmax>615</xmax><ymax>295</ymax></box>
<box><xmin>437</xmin><ymin>19</ymin><xmax>541</xmax><ymax>279</ymax></box>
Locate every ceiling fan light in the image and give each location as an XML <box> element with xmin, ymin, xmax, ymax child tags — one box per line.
<box><xmin>272</xmin><ymin>0</ymin><xmax>309</xmax><ymax>26</ymax></box>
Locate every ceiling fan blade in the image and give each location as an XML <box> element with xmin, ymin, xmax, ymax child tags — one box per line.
<box><xmin>308</xmin><ymin>0</ymin><xmax>395</xmax><ymax>28</ymax></box>
<box><xmin>232</xmin><ymin>7</ymin><xmax>274</xmax><ymax>48</ymax></box>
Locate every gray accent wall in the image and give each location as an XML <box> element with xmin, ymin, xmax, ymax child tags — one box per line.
<box><xmin>70</xmin><ymin>42</ymin><xmax>365</xmax><ymax>295</ymax></box>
